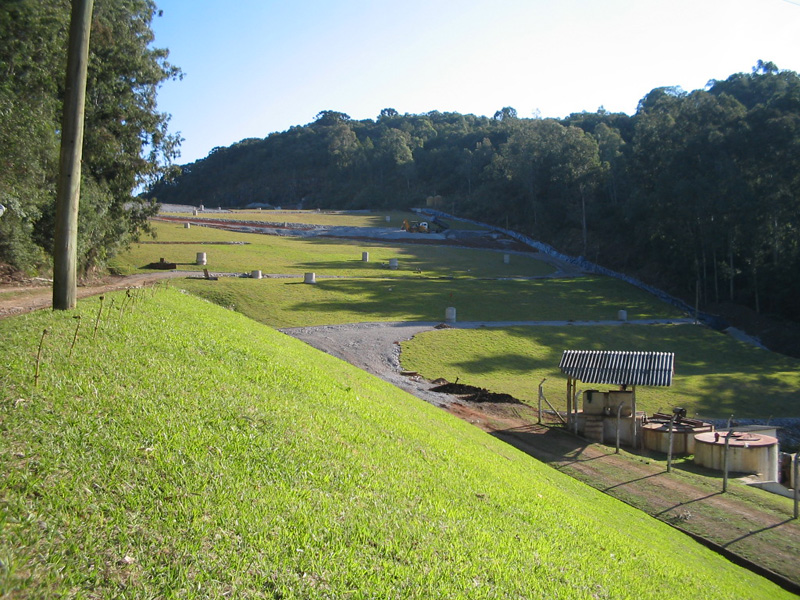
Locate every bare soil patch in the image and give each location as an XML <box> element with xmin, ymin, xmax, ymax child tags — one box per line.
<box><xmin>0</xmin><ymin>271</ymin><xmax>184</xmax><ymax>318</ymax></box>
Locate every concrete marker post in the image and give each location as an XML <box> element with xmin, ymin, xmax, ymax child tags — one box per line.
<box><xmin>445</xmin><ymin>307</ymin><xmax>456</xmax><ymax>323</ymax></box>
<box><xmin>196</xmin><ymin>252</ymin><xmax>207</xmax><ymax>266</ymax></box>
<box><xmin>304</xmin><ymin>272</ymin><xmax>316</xmax><ymax>284</ymax></box>
<box><xmin>362</xmin><ymin>252</ymin><xmax>369</xmax><ymax>262</ymax></box>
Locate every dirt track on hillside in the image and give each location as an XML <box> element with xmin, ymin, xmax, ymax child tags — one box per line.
<box><xmin>0</xmin><ymin>271</ymin><xmax>190</xmax><ymax>318</ymax></box>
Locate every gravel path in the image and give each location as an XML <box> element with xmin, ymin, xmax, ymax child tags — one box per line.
<box><xmin>279</xmin><ymin>318</ymin><xmax>697</xmax><ymax>409</ymax></box>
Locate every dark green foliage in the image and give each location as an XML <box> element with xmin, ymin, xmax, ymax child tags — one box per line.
<box><xmin>0</xmin><ymin>0</ymin><xmax>179</xmax><ymax>274</ymax></box>
<box><xmin>147</xmin><ymin>65</ymin><xmax>800</xmax><ymax>326</ymax></box>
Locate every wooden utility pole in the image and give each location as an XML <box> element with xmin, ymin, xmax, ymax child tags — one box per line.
<box><xmin>53</xmin><ymin>0</ymin><xmax>94</xmax><ymax>310</ymax></box>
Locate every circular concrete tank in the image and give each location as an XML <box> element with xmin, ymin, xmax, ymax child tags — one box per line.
<box><xmin>642</xmin><ymin>420</ymin><xmax>713</xmax><ymax>455</ymax></box>
<box><xmin>694</xmin><ymin>431</ymin><xmax>779</xmax><ymax>481</ymax></box>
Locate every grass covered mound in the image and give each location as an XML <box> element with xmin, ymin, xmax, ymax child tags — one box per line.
<box><xmin>0</xmin><ymin>288</ymin><xmax>791</xmax><ymax>598</ymax></box>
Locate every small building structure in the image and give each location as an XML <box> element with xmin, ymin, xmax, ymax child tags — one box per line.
<box><xmin>558</xmin><ymin>350</ymin><xmax>675</xmax><ymax>447</ymax></box>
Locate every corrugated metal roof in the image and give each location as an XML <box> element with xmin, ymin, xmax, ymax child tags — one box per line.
<box><xmin>559</xmin><ymin>350</ymin><xmax>674</xmax><ymax>387</ymax></box>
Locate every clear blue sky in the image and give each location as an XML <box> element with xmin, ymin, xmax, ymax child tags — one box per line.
<box><xmin>150</xmin><ymin>0</ymin><xmax>800</xmax><ymax>164</ymax></box>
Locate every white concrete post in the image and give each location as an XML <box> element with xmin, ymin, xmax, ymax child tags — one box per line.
<box><xmin>251</xmin><ymin>270</ymin><xmax>262</xmax><ymax>279</ymax></box>
<box><xmin>618</xmin><ymin>309</ymin><xmax>627</xmax><ymax>321</ymax></box>
<box><xmin>389</xmin><ymin>258</ymin><xmax>399</xmax><ymax>270</ymax></box>
<box><xmin>503</xmin><ymin>254</ymin><xmax>510</xmax><ymax>264</ymax></box>
<box><xmin>196</xmin><ymin>252</ymin><xmax>207</xmax><ymax>266</ymax></box>
<box><xmin>304</xmin><ymin>272</ymin><xmax>316</xmax><ymax>284</ymax></box>
<box><xmin>362</xmin><ymin>252</ymin><xmax>369</xmax><ymax>262</ymax></box>
<box><xmin>445</xmin><ymin>307</ymin><xmax>456</xmax><ymax>323</ymax></box>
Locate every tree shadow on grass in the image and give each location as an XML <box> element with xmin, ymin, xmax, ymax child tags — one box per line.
<box><xmin>287</xmin><ymin>278</ymin><xmax>652</xmax><ymax>323</ymax></box>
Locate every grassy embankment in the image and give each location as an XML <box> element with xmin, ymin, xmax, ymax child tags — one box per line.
<box><xmin>0</xmin><ymin>287</ymin><xmax>792</xmax><ymax>598</ymax></box>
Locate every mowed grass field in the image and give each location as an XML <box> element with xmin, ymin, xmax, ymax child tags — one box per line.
<box><xmin>107</xmin><ymin>216</ymin><xmax>800</xmax><ymax>419</ymax></box>
<box><xmin>157</xmin><ymin>208</ymin><xmax>489</xmax><ymax>229</ymax></box>
<box><xmin>0</xmin><ymin>287</ymin><xmax>791</xmax><ymax>598</ymax></box>
<box><xmin>112</xmin><ymin>221</ymin><xmax>552</xmax><ymax>279</ymax></box>
<box><xmin>400</xmin><ymin>324</ymin><xmax>800</xmax><ymax>419</ymax></box>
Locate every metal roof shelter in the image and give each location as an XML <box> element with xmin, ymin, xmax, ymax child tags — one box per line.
<box><xmin>558</xmin><ymin>350</ymin><xmax>675</xmax><ymax>446</ymax></box>
<box><xmin>559</xmin><ymin>350</ymin><xmax>674</xmax><ymax>387</ymax></box>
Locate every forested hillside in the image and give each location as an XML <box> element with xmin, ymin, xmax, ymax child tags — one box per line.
<box><xmin>147</xmin><ymin>62</ymin><xmax>800</xmax><ymax>330</ymax></box>
<box><xmin>0</xmin><ymin>0</ymin><xmax>180</xmax><ymax>275</ymax></box>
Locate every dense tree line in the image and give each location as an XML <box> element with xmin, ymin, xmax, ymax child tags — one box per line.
<box><xmin>0</xmin><ymin>0</ymin><xmax>180</xmax><ymax>275</ymax></box>
<box><xmin>148</xmin><ymin>62</ymin><xmax>800</xmax><ymax>325</ymax></box>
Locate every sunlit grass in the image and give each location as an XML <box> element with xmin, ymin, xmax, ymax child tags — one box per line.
<box><xmin>111</xmin><ymin>221</ymin><xmax>552</xmax><ymax>279</ymax></box>
<box><xmin>400</xmin><ymin>324</ymin><xmax>800</xmax><ymax>419</ymax></box>
<box><xmin>0</xmin><ymin>288</ymin><xmax>789</xmax><ymax>598</ymax></box>
<box><xmin>175</xmin><ymin>275</ymin><xmax>685</xmax><ymax>328</ymax></box>
<box><xmin>157</xmin><ymin>208</ymin><xmax>488</xmax><ymax>229</ymax></box>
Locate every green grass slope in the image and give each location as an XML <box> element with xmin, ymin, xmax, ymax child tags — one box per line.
<box><xmin>0</xmin><ymin>288</ymin><xmax>790</xmax><ymax>598</ymax></box>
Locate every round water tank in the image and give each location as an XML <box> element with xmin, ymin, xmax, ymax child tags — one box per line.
<box><xmin>694</xmin><ymin>431</ymin><xmax>779</xmax><ymax>481</ymax></box>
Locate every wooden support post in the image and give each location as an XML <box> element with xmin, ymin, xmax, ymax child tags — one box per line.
<box><xmin>566</xmin><ymin>378</ymin><xmax>572</xmax><ymax>430</ymax></box>
<box><xmin>538</xmin><ymin>378</ymin><xmax>545</xmax><ymax>425</ymax></box>
<box><xmin>667</xmin><ymin>414</ymin><xmax>676</xmax><ymax>473</ymax></box>
<box><xmin>794</xmin><ymin>453</ymin><xmax>799</xmax><ymax>520</ymax></box>
<box><xmin>723</xmin><ymin>431</ymin><xmax>732</xmax><ymax>493</ymax></box>
<box><xmin>631</xmin><ymin>386</ymin><xmax>638</xmax><ymax>450</ymax></box>
<box><xmin>53</xmin><ymin>0</ymin><xmax>94</xmax><ymax>310</ymax></box>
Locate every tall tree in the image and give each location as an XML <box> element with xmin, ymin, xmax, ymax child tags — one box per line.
<box><xmin>0</xmin><ymin>0</ymin><xmax>181</xmax><ymax>276</ymax></box>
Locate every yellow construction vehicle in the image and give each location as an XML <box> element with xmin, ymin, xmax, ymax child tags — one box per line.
<box><xmin>401</xmin><ymin>219</ymin><xmax>430</xmax><ymax>233</ymax></box>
